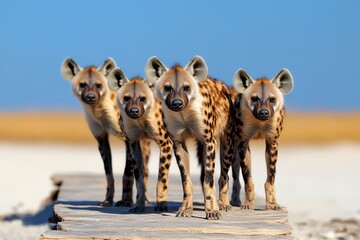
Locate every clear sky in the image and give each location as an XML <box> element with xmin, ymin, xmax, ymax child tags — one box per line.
<box><xmin>1</xmin><ymin>0</ymin><xmax>359</xmax><ymax>111</ymax></box>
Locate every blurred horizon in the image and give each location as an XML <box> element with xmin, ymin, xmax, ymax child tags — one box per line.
<box><xmin>1</xmin><ymin>1</ymin><xmax>360</xmax><ymax>112</ymax></box>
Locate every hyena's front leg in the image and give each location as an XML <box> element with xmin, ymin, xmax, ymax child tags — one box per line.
<box><xmin>116</xmin><ymin>141</ymin><xmax>134</xmax><ymax>207</ymax></box>
<box><xmin>96</xmin><ymin>134</ymin><xmax>114</xmax><ymax>206</ymax></box>
<box><xmin>154</xmin><ymin>138</ymin><xmax>173</xmax><ymax>212</ymax></box>
<box><xmin>174</xmin><ymin>141</ymin><xmax>193</xmax><ymax>218</ymax></box>
<box><xmin>265</xmin><ymin>139</ymin><xmax>280</xmax><ymax>210</ymax></box>
<box><xmin>218</xmin><ymin>136</ymin><xmax>233</xmax><ymax>212</ymax></box>
<box><xmin>202</xmin><ymin>138</ymin><xmax>221</xmax><ymax>220</ymax></box>
<box><xmin>129</xmin><ymin>140</ymin><xmax>146</xmax><ymax>213</ymax></box>
<box><xmin>140</xmin><ymin>137</ymin><xmax>151</xmax><ymax>200</ymax></box>
<box><xmin>238</xmin><ymin>140</ymin><xmax>255</xmax><ymax>210</ymax></box>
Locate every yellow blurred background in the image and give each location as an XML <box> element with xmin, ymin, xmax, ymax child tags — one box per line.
<box><xmin>1</xmin><ymin>111</ymin><xmax>359</xmax><ymax>144</ymax></box>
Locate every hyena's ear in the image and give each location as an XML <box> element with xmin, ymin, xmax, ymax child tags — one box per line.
<box><xmin>145</xmin><ymin>56</ymin><xmax>168</xmax><ymax>88</ymax></box>
<box><xmin>233</xmin><ymin>68</ymin><xmax>255</xmax><ymax>93</ymax></box>
<box><xmin>185</xmin><ymin>55</ymin><xmax>208</xmax><ymax>82</ymax></box>
<box><xmin>107</xmin><ymin>68</ymin><xmax>129</xmax><ymax>92</ymax></box>
<box><xmin>271</xmin><ymin>68</ymin><xmax>294</xmax><ymax>94</ymax></box>
<box><xmin>61</xmin><ymin>58</ymin><xmax>82</xmax><ymax>81</ymax></box>
<box><xmin>98</xmin><ymin>58</ymin><xmax>117</xmax><ymax>77</ymax></box>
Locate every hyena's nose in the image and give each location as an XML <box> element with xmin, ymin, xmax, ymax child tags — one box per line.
<box><xmin>258</xmin><ymin>109</ymin><xmax>270</xmax><ymax>120</ymax></box>
<box><xmin>129</xmin><ymin>107</ymin><xmax>140</xmax><ymax>118</ymax></box>
<box><xmin>170</xmin><ymin>99</ymin><xmax>184</xmax><ymax>111</ymax></box>
<box><xmin>85</xmin><ymin>93</ymin><xmax>97</xmax><ymax>103</ymax></box>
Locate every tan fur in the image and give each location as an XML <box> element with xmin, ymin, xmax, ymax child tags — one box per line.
<box><xmin>231</xmin><ymin>69</ymin><xmax>293</xmax><ymax>210</ymax></box>
<box><xmin>61</xmin><ymin>59</ymin><xmax>151</xmax><ymax>207</ymax></box>
<box><xmin>110</xmin><ymin>73</ymin><xmax>173</xmax><ymax>212</ymax></box>
<box><xmin>147</xmin><ymin>57</ymin><xmax>234</xmax><ymax>220</ymax></box>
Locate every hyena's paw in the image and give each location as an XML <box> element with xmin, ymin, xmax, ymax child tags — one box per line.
<box><xmin>98</xmin><ymin>200</ymin><xmax>113</xmax><ymax>207</ymax></box>
<box><xmin>176</xmin><ymin>207</ymin><xmax>193</xmax><ymax>218</ymax></box>
<box><xmin>205</xmin><ymin>210</ymin><xmax>222</xmax><ymax>220</ymax></box>
<box><xmin>240</xmin><ymin>201</ymin><xmax>255</xmax><ymax>210</ymax></box>
<box><xmin>129</xmin><ymin>204</ymin><xmax>145</xmax><ymax>213</ymax></box>
<box><xmin>115</xmin><ymin>199</ymin><xmax>133</xmax><ymax>207</ymax></box>
<box><xmin>154</xmin><ymin>202</ymin><xmax>168</xmax><ymax>212</ymax></box>
<box><xmin>218</xmin><ymin>201</ymin><xmax>232</xmax><ymax>212</ymax></box>
<box><xmin>266</xmin><ymin>202</ymin><xmax>281</xmax><ymax>210</ymax></box>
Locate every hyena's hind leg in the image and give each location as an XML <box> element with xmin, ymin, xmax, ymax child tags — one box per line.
<box><xmin>96</xmin><ymin>134</ymin><xmax>114</xmax><ymax>206</ymax></box>
<box><xmin>218</xmin><ymin>136</ymin><xmax>233</xmax><ymax>211</ymax></box>
<box><xmin>265</xmin><ymin>138</ymin><xmax>280</xmax><ymax>210</ymax></box>
<box><xmin>238</xmin><ymin>141</ymin><xmax>255</xmax><ymax>210</ymax></box>
<box><xmin>230</xmin><ymin>146</ymin><xmax>241</xmax><ymax>206</ymax></box>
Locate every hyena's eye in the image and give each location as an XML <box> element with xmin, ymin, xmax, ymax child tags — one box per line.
<box><xmin>269</xmin><ymin>97</ymin><xmax>276</xmax><ymax>103</ymax></box>
<box><xmin>79</xmin><ymin>83</ymin><xmax>86</xmax><ymax>88</ymax></box>
<box><xmin>123</xmin><ymin>96</ymin><xmax>131</xmax><ymax>102</ymax></box>
<box><xmin>95</xmin><ymin>83</ymin><xmax>102</xmax><ymax>89</ymax></box>
<box><xmin>183</xmin><ymin>85</ymin><xmax>190</xmax><ymax>91</ymax></box>
<box><xmin>139</xmin><ymin>96</ymin><xmax>146</xmax><ymax>102</ymax></box>
<box><xmin>164</xmin><ymin>85</ymin><xmax>172</xmax><ymax>93</ymax></box>
<box><xmin>251</xmin><ymin>96</ymin><xmax>259</xmax><ymax>103</ymax></box>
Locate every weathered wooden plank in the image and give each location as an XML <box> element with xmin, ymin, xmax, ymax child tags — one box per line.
<box><xmin>40</xmin><ymin>174</ymin><xmax>294</xmax><ymax>239</ymax></box>
<box><xmin>41</xmin><ymin>230</ymin><xmax>294</xmax><ymax>240</ymax></box>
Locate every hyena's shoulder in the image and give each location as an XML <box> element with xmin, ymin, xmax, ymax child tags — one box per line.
<box><xmin>199</xmin><ymin>77</ymin><xmax>232</xmax><ymax>105</ymax></box>
<box><xmin>198</xmin><ymin>77</ymin><xmax>234</xmax><ymax>135</ymax></box>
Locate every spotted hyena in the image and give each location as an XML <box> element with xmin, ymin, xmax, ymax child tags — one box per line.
<box><xmin>145</xmin><ymin>56</ymin><xmax>234</xmax><ymax>220</ymax></box>
<box><xmin>107</xmin><ymin>67</ymin><xmax>173</xmax><ymax>212</ymax></box>
<box><xmin>61</xmin><ymin>58</ymin><xmax>151</xmax><ymax>207</ymax></box>
<box><xmin>231</xmin><ymin>68</ymin><xmax>294</xmax><ymax>210</ymax></box>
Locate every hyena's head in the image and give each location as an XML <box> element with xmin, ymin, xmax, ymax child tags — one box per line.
<box><xmin>108</xmin><ymin>68</ymin><xmax>154</xmax><ymax>119</ymax></box>
<box><xmin>233</xmin><ymin>68</ymin><xmax>294</xmax><ymax>121</ymax></box>
<box><xmin>145</xmin><ymin>56</ymin><xmax>208</xmax><ymax>112</ymax></box>
<box><xmin>61</xmin><ymin>58</ymin><xmax>117</xmax><ymax>105</ymax></box>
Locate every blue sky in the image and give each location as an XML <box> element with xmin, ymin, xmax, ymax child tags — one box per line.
<box><xmin>1</xmin><ymin>0</ymin><xmax>359</xmax><ymax>111</ymax></box>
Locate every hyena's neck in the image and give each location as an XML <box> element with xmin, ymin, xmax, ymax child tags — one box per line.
<box><xmin>83</xmin><ymin>91</ymin><xmax>122</xmax><ymax>138</ymax></box>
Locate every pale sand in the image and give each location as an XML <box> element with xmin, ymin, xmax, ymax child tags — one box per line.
<box><xmin>0</xmin><ymin>141</ymin><xmax>360</xmax><ymax>239</ymax></box>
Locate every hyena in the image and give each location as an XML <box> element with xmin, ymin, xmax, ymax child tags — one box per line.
<box><xmin>145</xmin><ymin>56</ymin><xmax>234</xmax><ymax>220</ymax></box>
<box><xmin>231</xmin><ymin>68</ymin><xmax>294</xmax><ymax>210</ymax></box>
<box><xmin>107</xmin><ymin>67</ymin><xmax>173</xmax><ymax>212</ymax></box>
<box><xmin>61</xmin><ymin>58</ymin><xmax>151</xmax><ymax>206</ymax></box>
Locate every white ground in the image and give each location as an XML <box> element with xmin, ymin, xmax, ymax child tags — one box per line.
<box><xmin>0</xmin><ymin>141</ymin><xmax>360</xmax><ymax>239</ymax></box>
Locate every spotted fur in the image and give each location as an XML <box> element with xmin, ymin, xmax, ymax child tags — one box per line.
<box><xmin>145</xmin><ymin>56</ymin><xmax>234</xmax><ymax>220</ymax></box>
<box><xmin>108</xmin><ymin>68</ymin><xmax>173</xmax><ymax>212</ymax></box>
<box><xmin>61</xmin><ymin>58</ymin><xmax>151</xmax><ymax>207</ymax></box>
<box><xmin>231</xmin><ymin>68</ymin><xmax>293</xmax><ymax>210</ymax></box>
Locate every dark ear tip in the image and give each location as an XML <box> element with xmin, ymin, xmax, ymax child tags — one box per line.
<box><xmin>149</xmin><ymin>56</ymin><xmax>159</xmax><ymax>62</ymax></box>
<box><xmin>63</xmin><ymin>57</ymin><xmax>74</xmax><ymax>64</ymax></box>
<box><xmin>238</xmin><ymin>68</ymin><xmax>246</xmax><ymax>74</ymax></box>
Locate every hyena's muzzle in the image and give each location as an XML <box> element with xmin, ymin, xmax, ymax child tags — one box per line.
<box><xmin>81</xmin><ymin>87</ymin><xmax>100</xmax><ymax>105</ymax></box>
<box><xmin>165</xmin><ymin>90</ymin><xmax>189</xmax><ymax>112</ymax></box>
<box><xmin>125</xmin><ymin>100</ymin><xmax>145</xmax><ymax>119</ymax></box>
<box><xmin>253</xmin><ymin>101</ymin><xmax>274</xmax><ymax>121</ymax></box>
